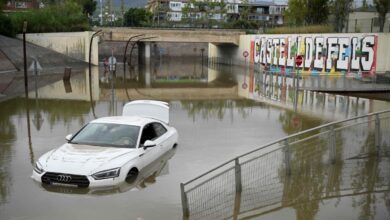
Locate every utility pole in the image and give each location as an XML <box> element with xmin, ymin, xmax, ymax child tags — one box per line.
<box><xmin>157</xmin><ymin>0</ymin><xmax>160</xmax><ymax>27</ymax></box>
<box><xmin>121</xmin><ymin>0</ymin><xmax>125</xmax><ymax>26</ymax></box>
<box><xmin>100</xmin><ymin>0</ymin><xmax>103</xmax><ymax>25</ymax></box>
<box><xmin>109</xmin><ymin>0</ymin><xmax>113</xmax><ymax>26</ymax></box>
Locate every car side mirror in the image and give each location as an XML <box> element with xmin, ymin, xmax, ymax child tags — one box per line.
<box><xmin>143</xmin><ymin>140</ymin><xmax>156</xmax><ymax>150</ymax></box>
<box><xmin>65</xmin><ymin>134</ymin><xmax>73</xmax><ymax>142</ymax></box>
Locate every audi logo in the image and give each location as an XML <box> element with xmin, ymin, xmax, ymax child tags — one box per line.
<box><xmin>56</xmin><ymin>175</ymin><xmax>72</xmax><ymax>183</ymax></box>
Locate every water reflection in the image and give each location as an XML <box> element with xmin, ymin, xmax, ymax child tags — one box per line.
<box><xmin>180</xmin><ymin>100</ymin><xmax>265</xmax><ymax>121</ymax></box>
<box><xmin>25</xmin><ymin>58</ymin><xmax>390</xmax><ymax>123</ymax></box>
<box><xmin>39</xmin><ymin>148</ymin><xmax>176</xmax><ymax>196</ymax></box>
<box><xmin>186</xmin><ymin>135</ymin><xmax>390</xmax><ymax>220</ymax></box>
<box><xmin>0</xmin><ymin>99</ymin><xmax>16</xmax><ymax>205</ymax></box>
<box><xmin>279</xmin><ymin>111</ymin><xmax>320</xmax><ymax>135</ymax></box>
<box><xmin>1</xmin><ymin>54</ymin><xmax>390</xmax><ymax>220</ymax></box>
<box><xmin>233</xmin><ymin>69</ymin><xmax>390</xmax><ymax>120</ymax></box>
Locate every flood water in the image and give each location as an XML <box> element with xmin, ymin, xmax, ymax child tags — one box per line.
<box><xmin>0</xmin><ymin>57</ymin><xmax>390</xmax><ymax>220</ymax></box>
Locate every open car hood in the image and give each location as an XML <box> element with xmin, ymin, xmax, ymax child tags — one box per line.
<box><xmin>122</xmin><ymin>100</ymin><xmax>169</xmax><ymax>124</ymax></box>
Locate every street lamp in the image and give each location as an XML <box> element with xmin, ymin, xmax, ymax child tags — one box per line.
<box><xmin>88</xmin><ymin>30</ymin><xmax>102</xmax><ymax>110</ymax></box>
<box><xmin>89</xmin><ymin>30</ymin><xmax>102</xmax><ymax>79</ymax></box>
<box><xmin>123</xmin><ymin>34</ymin><xmax>145</xmax><ymax>80</ymax></box>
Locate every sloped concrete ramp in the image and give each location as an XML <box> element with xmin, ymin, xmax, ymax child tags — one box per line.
<box><xmin>0</xmin><ymin>34</ymin><xmax>88</xmax><ymax>102</ymax></box>
<box><xmin>0</xmin><ymin>35</ymin><xmax>88</xmax><ymax>75</ymax></box>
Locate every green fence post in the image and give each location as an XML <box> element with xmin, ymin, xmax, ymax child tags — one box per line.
<box><xmin>284</xmin><ymin>140</ymin><xmax>291</xmax><ymax>176</ymax></box>
<box><xmin>235</xmin><ymin>158</ymin><xmax>242</xmax><ymax>193</ymax></box>
<box><xmin>375</xmin><ymin>114</ymin><xmax>381</xmax><ymax>156</ymax></box>
<box><xmin>180</xmin><ymin>183</ymin><xmax>190</xmax><ymax>217</ymax></box>
<box><xmin>329</xmin><ymin>126</ymin><xmax>336</xmax><ymax>164</ymax></box>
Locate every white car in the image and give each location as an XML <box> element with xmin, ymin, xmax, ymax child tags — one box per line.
<box><xmin>41</xmin><ymin>147</ymin><xmax>177</xmax><ymax>194</ymax></box>
<box><xmin>32</xmin><ymin>100</ymin><xmax>178</xmax><ymax>188</ymax></box>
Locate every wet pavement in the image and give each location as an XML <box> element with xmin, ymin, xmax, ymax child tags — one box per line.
<box><xmin>0</xmin><ymin>56</ymin><xmax>389</xmax><ymax>220</ymax></box>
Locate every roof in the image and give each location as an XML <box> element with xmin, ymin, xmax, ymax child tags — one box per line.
<box><xmin>90</xmin><ymin>116</ymin><xmax>155</xmax><ymax>127</ymax></box>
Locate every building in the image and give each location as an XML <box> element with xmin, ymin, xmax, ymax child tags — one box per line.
<box><xmin>3</xmin><ymin>0</ymin><xmax>41</xmax><ymax>11</ymax></box>
<box><xmin>146</xmin><ymin>0</ymin><xmax>287</xmax><ymax>27</ymax></box>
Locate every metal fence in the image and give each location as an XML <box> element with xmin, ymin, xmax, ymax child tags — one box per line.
<box><xmin>345</xmin><ymin>17</ymin><xmax>390</xmax><ymax>33</ymax></box>
<box><xmin>180</xmin><ymin>109</ymin><xmax>390</xmax><ymax>219</ymax></box>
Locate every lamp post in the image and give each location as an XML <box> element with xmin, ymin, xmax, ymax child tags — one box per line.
<box><xmin>23</xmin><ymin>21</ymin><xmax>28</xmax><ymax>98</ymax></box>
<box><xmin>123</xmin><ymin>34</ymin><xmax>145</xmax><ymax>80</ymax></box>
<box><xmin>89</xmin><ymin>30</ymin><xmax>102</xmax><ymax>79</ymax></box>
<box><xmin>88</xmin><ymin>30</ymin><xmax>102</xmax><ymax>109</ymax></box>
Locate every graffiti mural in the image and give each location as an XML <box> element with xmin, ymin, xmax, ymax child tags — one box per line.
<box><xmin>252</xmin><ymin>34</ymin><xmax>378</xmax><ymax>76</ymax></box>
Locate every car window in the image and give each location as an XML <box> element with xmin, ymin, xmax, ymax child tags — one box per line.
<box><xmin>70</xmin><ymin>123</ymin><xmax>140</xmax><ymax>148</ymax></box>
<box><xmin>139</xmin><ymin>123</ymin><xmax>167</xmax><ymax>146</ymax></box>
<box><xmin>153</xmin><ymin>123</ymin><xmax>167</xmax><ymax>137</ymax></box>
<box><xmin>140</xmin><ymin>124</ymin><xmax>158</xmax><ymax>145</ymax></box>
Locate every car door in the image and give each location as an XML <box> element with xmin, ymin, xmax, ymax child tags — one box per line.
<box><xmin>152</xmin><ymin>122</ymin><xmax>171</xmax><ymax>154</ymax></box>
<box><xmin>138</xmin><ymin>123</ymin><xmax>164</xmax><ymax>169</ymax></box>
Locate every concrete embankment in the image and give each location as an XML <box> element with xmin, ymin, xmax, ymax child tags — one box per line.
<box><xmin>16</xmin><ymin>31</ymin><xmax>99</xmax><ymax>65</ymax></box>
<box><xmin>0</xmin><ymin>35</ymin><xmax>88</xmax><ymax>102</ymax></box>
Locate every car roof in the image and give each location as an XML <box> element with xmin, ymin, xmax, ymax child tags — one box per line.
<box><xmin>89</xmin><ymin>116</ymin><xmax>157</xmax><ymax>127</ymax></box>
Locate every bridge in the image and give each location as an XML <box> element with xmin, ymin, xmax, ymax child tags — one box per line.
<box><xmin>97</xmin><ymin>27</ymin><xmax>245</xmax><ymax>45</ymax></box>
<box><xmin>180</xmin><ymin>109</ymin><xmax>390</xmax><ymax>219</ymax></box>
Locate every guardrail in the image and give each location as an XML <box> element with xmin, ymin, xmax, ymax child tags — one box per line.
<box><xmin>180</xmin><ymin>109</ymin><xmax>390</xmax><ymax>219</ymax></box>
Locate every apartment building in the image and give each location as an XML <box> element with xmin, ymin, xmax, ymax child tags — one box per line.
<box><xmin>3</xmin><ymin>0</ymin><xmax>41</xmax><ymax>11</ymax></box>
<box><xmin>146</xmin><ymin>0</ymin><xmax>286</xmax><ymax>26</ymax></box>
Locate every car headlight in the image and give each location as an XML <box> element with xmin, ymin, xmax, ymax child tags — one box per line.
<box><xmin>92</xmin><ymin>168</ymin><xmax>121</xmax><ymax>180</ymax></box>
<box><xmin>33</xmin><ymin>161</ymin><xmax>45</xmax><ymax>174</ymax></box>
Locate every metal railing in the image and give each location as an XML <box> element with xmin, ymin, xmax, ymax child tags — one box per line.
<box><xmin>180</xmin><ymin>109</ymin><xmax>390</xmax><ymax>219</ymax></box>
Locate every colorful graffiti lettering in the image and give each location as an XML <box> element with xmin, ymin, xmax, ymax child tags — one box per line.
<box><xmin>253</xmin><ymin>35</ymin><xmax>377</xmax><ymax>76</ymax></box>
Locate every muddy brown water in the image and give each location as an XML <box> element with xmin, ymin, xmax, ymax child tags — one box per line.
<box><xmin>0</xmin><ymin>59</ymin><xmax>389</xmax><ymax>220</ymax></box>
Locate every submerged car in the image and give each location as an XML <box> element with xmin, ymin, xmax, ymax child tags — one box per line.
<box><xmin>40</xmin><ymin>147</ymin><xmax>177</xmax><ymax>195</ymax></box>
<box><xmin>32</xmin><ymin>100</ymin><xmax>178</xmax><ymax>188</ymax></box>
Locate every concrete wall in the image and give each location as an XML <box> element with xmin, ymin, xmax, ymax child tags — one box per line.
<box><xmin>99</xmin><ymin>27</ymin><xmax>244</xmax><ymax>45</ymax></box>
<box><xmin>17</xmin><ymin>31</ymin><xmax>99</xmax><ymax>65</ymax></box>
<box><xmin>210</xmin><ymin>33</ymin><xmax>390</xmax><ymax>74</ymax></box>
<box><xmin>30</xmin><ymin>67</ymin><xmax>100</xmax><ymax>101</ymax></box>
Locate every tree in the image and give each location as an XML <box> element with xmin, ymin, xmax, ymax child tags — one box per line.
<box><xmin>361</xmin><ymin>0</ymin><xmax>369</xmax><ymax>11</ymax></box>
<box><xmin>285</xmin><ymin>0</ymin><xmax>329</xmax><ymax>26</ymax></box>
<box><xmin>306</xmin><ymin>0</ymin><xmax>329</xmax><ymax>25</ymax></box>
<box><xmin>124</xmin><ymin>8</ymin><xmax>153</xmax><ymax>27</ymax></box>
<box><xmin>332</xmin><ymin>0</ymin><xmax>353</xmax><ymax>32</ymax></box>
<box><xmin>181</xmin><ymin>2</ymin><xmax>193</xmax><ymax>25</ymax></box>
<box><xmin>284</xmin><ymin>0</ymin><xmax>308</xmax><ymax>25</ymax></box>
<box><xmin>77</xmin><ymin>0</ymin><xmax>97</xmax><ymax>16</ymax></box>
<box><xmin>0</xmin><ymin>0</ymin><xmax>6</xmax><ymax>9</ymax></box>
<box><xmin>374</xmin><ymin>0</ymin><xmax>390</xmax><ymax>32</ymax></box>
<box><xmin>0</xmin><ymin>0</ymin><xmax>15</xmax><ymax>37</ymax></box>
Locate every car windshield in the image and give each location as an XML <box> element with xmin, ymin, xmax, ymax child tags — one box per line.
<box><xmin>70</xmin><ymin>123</ymin><xmax>140</xmax><ymax>148</ymax></box>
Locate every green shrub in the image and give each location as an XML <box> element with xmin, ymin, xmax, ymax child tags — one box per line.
<box><xmin>124</xmin><ymin>8</ymin><xmax>152</xmax><ymax>27</ymax></box>
<box><xmin>0</xmin><ymin>13</ymin><xmax>16</xmax><ymax>37</ymax></box>
<box><xmin>265</xmin><ymin>25</ymin><xmax>335</xmax><ymax>34</ymax></box>
<box><xmin>222</xmin><ymin>20</ymin><xmax>259</xmax><ymax>29</ymax></box>
<box><xmin>7</xmin><ymin>1</ymin><xmax>89</xmax><ymax>34</ymax></box>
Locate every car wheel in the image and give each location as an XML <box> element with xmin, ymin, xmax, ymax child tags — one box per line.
<box><xmin>126</xmin><ymin>168</ymin><xmax>139</xmax><ymax>184</ymax></box>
